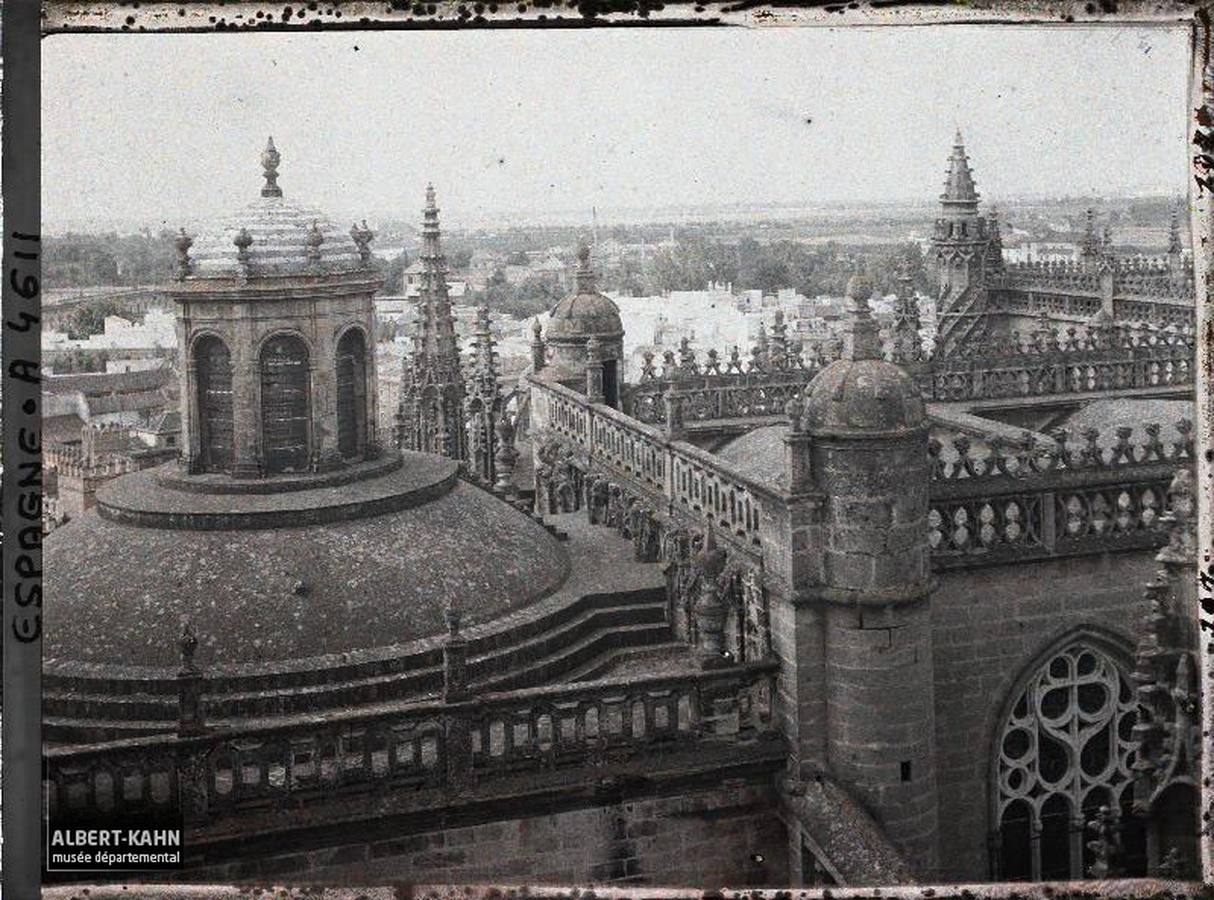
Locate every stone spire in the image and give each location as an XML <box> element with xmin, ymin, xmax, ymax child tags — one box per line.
<box><xmin>889</xmin><ymin>254</ymin><xmax>924</xmax><ymax>364</ymax></box>
<box><xmin>932</xmin><ymin>130</ymin><xmax>991</xmax><ymax>359</ymax></box>
<box><xmin>986</xmin><ymin>206</ymin><xmax>1005</xmax><ymax>272</ymax></box>
<box><xmin>1167</xmin><ymin>199</ymin><xmax>1183</xmax><ymax>257</ymax></box>
<box><xmin>841</xmin><ymin>274</ymin><xmax>882</xmax><ymax>362</ymax></box>
<box><xmin>469</xmin><ymin>305</ymin><xmax>500</xmax><ymax>397</ymax></box>
<box><xmin>464</xmin><ymin>305</ymin><xmax>504</xmax><ymax>485</ymax></box>
<box><xmin>260</xmin><ymin>136</ymin><xmax>282</xmax><ymax>198</ymax></box>
<box><xmin>396</xmin><ymin>185</ymin><xmax>467</xmax><ymax>461</ymax></box>
<box><xmin>940</xmin><ymin>129</ymin><xmax>980</xmax><ymax>216</ymax></box>
<box><xmin>1081</xmin><ymin>208</ymin><xmax>1099</xmax><ymax>260</ymax></box>
<box><xmin>414</xmin><ymin>184</ymin><xmax>462</xmax><ymax>384</ymax></box>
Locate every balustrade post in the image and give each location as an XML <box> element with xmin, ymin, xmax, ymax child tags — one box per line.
<box><xmin>177</xmin><ymin>622</ymin><xmax>207</xmax><ymax>737</ymax></box>
<box><xmin>441</xmin><ymin>604</ymin><xmax>474</xmax><ymax>790</ymax></box>
<box><xmin>1040</xmin><ymin>491</ymin><xmax>1057</xmax><ymax>555</ymax></box>
<box><xmin>442</xmin><ymin>604</ymin><xmax>470</xmax><ymax>703</ymax></box>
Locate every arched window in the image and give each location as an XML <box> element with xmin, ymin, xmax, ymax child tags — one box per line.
<box><xmin>335</xmin><ymin>328</ymin><xmax>367</xmax><ymax>459</ymax></box>
<box><xmin>194</xmin><ymin>335</ymin><xmax>233</xmax><ymax>473</ymax></box>
<box><xmin>260</xmin><ymin>334</ymin><xmax>311</xmax><ymax>474</ymax></box>
<box><xmin>993</xmin><ymin>642</ymin><xmax>1145</xmax><ymax>880</ymax></box>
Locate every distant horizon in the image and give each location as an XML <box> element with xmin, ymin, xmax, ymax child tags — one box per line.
<box><xmin>43</xmin><ymin>26</ymin><xmax>1189</xmax><ymax>235</ymax></box>
<box><xmin>42</xmin><ymin>187</ymin><xmax>1187</xmax><ymax>240</ymax></box>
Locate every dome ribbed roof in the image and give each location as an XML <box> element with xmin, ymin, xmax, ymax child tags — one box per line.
<box><xmin>185</xmin><ymin>137</ymin><xmax>368</xmax><ymax>278</ymax></box>
<box><xmin>190</xmin><ymin>197</ymin><xmax>363</xmax><ymax>277</ymax></box>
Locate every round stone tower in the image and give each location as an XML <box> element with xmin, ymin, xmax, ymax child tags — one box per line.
<box><xmin>801</xmin><ymin>274</ymin><xmax>939</xmax><ymax>873</ymax></box>
<box><xmin>170</xmin><ymin>137</ymin><xmax>383</xmax><ymax>477</ymax></box>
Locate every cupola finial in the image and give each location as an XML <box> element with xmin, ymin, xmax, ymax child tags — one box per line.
<box><xmin>574</xmin><ymin>241</ymin><xmax>596</xmax><ymax>294</ymax></box>
<box><xmin>261</xmin><ymin>136</ymin><xmax>282</xmax><ymax>198</ymax></box>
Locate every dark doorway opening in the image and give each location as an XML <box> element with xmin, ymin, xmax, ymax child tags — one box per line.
<box><xmin>195</xmin><ymin>335</ymin><xmax>234</xmax><ymax>473</ymax></box>
<box><xmin>336</xmin><ymin>329</ymin><xmax>368</xmax><ymax>459</ymax></box>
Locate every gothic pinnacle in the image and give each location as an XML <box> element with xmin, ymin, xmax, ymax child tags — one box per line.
<box><xmin>940</xmin><ymin>129</ymin><xmax>979</xmax><ymax>211</ymax></box>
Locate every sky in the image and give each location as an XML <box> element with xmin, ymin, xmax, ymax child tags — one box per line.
<box><xmin>43</xmin><ymin>25</ymin><xmax>1191</xmax><ymax>233</ymax></box>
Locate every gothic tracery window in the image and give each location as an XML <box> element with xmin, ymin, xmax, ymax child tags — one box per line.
<box><xmin>994</xmin><ymin>642</ymin><xmax>1145</xmax><ymax>881</ymax></box>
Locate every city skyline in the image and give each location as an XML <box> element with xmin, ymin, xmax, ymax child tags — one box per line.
<box><xmin>44</xmin><ymin>25</ymin><xmax>1189</xmax><ymax>233</ymax></box>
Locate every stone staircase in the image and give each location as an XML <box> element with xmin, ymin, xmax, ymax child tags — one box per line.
<box><xmin>44</xmin><ymin>586</ymin><xmax>672</xmax><ymax>744</ymax></box>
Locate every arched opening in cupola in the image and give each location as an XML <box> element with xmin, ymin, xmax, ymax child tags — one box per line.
<box><xmin>194</xmin><ymin>335</ymin><xmax>234</xmax><ymax>473</ymax></box>
<box><xmin>336</xmin><ymin>327</ymin><xmax>368</xmax><ymax>459</ymax></box>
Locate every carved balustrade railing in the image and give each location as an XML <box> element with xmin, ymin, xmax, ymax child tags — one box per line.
<box><xmin>623</xmin><ymin>319</ymin><xmax>1192</xmax><ymax>431</ymax></box>
<box><xmin>626</xmin><ymin>373</ymin><xmax>814</xmax><ymax>426</ymax></box>
<box><xmin>45</xmin><ymin>662</ymin><xmax>779</xmax><ymax>830</ymax></box>
<box><xmin>534</xmin><ymin>378</ymin><xmax>773</xmax><ymax>549</ymax></box>
<box><xmin>923</xmin><ymin>327</ymin><xmax>1194</xmax><ymax>402</ymax></box>
<box><xmin>926</xmin><ymin>421</ymin><xmax>1193</xmax><ymax>568</ymax></box>
<box><xmin>991</xmin><ymin>265</ymin><xmax>1194</xmax><ymax>328</ymax></box>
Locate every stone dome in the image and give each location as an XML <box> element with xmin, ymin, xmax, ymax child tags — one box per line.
<box><xmin>801</xmin><ymin>275</ymin><xmax>927</xmax><ymax>435</ymax></box>
<box><xmin>43</xmin><ymin>453</ymin><xmax>570</xmax><ymax>672</ymax></box>
<box><xmin>803</xmin><ymin>358</ymin><xmax>926</xmax><ymax>434</ymax></box>
<box><xmin>545</xmin><ymin>244</ymin><xmax>623</xmax><ymax>341</ymax></box>
<box><xmin>184</xmin><ymin>138</ymin><xmax>368</xmax><ymax>278</ymax></box>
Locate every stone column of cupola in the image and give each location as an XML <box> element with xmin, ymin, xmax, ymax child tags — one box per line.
<box><xmin>231</xmin><ymin>312</ymin><xmax>262</xmax><ymax>478</ymax></box>
<box><xmin>176</xmin><ymin>311</ymin><xmax>203</xmax><ymax>473</ymax></box>
<box><xmin>784</xmin><ymin>275</ymin><xmax>939</xmax><ymax>875</ymax></box>
<box><xmin>311</xmin><ymin>318</ymin><xmax>342</xmax><ymax>472</ymax></box>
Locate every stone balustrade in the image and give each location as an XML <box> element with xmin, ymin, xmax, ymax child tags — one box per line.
<box><xmin>622</xmin><ymin>320</ymin><xmax>1192</xmax><ymax>430</ymax></box>
<box><xmin>536</xmin><ymin>378</ymin><xmax>772</xmax><ymax>549</ymax></box>
<box><xmin>44</xmin><ymin>662</ymin><xmax>778</xmax><ymax>829</ymax></box>
<box><xmin>925</xmin><ymin>421</ymin><xmax>1192</xmax><ymax>568</ymax></box>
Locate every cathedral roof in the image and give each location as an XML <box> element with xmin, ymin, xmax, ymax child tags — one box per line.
<box><xmin>185</xmin><ymin>138</ymin><xmax>369</xmax><ymax>278</ymax></box>
<box><xmin>43</xmin><ymin>454</ymin><xmax>570</xmax><ymax>671</ymax></box>
<box><xmin>545</xmin><ymin>243</ymin><xmax>623</xmax><ymax>341</ymax></box>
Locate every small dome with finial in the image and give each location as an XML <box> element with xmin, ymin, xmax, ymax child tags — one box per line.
<box><xmin>546</xmin><ymin>240</ymin><xmax>623</xmax><ymax>342</ymax></box>
<box><xmin>801</xmin><ymin>274</ymin><xmax>926</xmax><ymax>435</ymax></box>
<box><xmin>187</xmin><ymin>138</ymin><xmax>369</xmax><ymax>278</ymax></box>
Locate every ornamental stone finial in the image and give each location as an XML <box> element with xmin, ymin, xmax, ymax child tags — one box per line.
<box><xmin>574</xmin><ymin>240</ymin><xmax>597</xmax><ymax>294</ymax></box>
<box><xmin>261</xmin><ymin>136</ymin><xmax>282</xmax><ymax>198</ymax></box>
<box><xmin>234</xmin><ymin>226</ymin><xmax>254</xmax><ymax>276</ymax></box>
<box><xmin>306</xmin><ymin>220</ymin><xmax>324</xmax><ymax>267</ymax></box>
<box><xmin>174</xmin><ymin>228</ymin><xmax>193</xmax><ymax>279</ymax></box>
<box><xmin>350</xmin><ymin>219</ymin><xmax>374</xmax><ymax>264</ymax></box>
<box><xmin>842</xmin><ymin>274</ymin><xmax>881</xmax><ymax>362</ymax></box>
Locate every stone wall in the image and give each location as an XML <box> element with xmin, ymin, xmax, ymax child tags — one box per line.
<box><xmin>929</xmin><ymin>550</ymin><xmax>1157</xmax><ymax>882</ymax></box>
<box><xmin>181</xmin><ymin>777</ymin><xmax>788</xmax><ymax>889</ymax></box>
